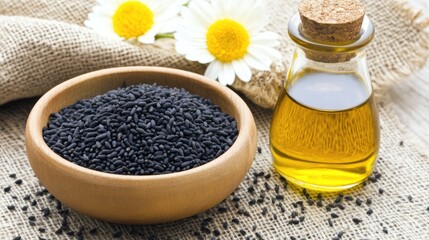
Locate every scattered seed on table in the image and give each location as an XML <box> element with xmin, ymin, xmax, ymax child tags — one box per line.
<box><xmin>66</xmin><ymin>231</ymin><xmax>75</xmax><ymax>236</ymax></box>
<box><xmin>331</xmin><ymin>213</ymin><xmax>339</xmax><ymax>219</ymax></box>
<box><xmin>262</xmin><ymin>207</ymin><xmax>268</xmax><ymax>216</ymax></box>
<box><xmin>55</xmin><ymin>229</ymin><xmax>63</xmax><ymax>235</ymax></box>
<box><xmin>41</xmin><ymin>207</ymin><xmax>51</xmax><ymax>217</ymax></box>
<box><xmin>332</xmin><ymin>237</ymin><xmax>340</xmax><ymax>240</ymax></box>
<box><xmin>239</xmin><ymin>229</ymin><xmax>246</xmax><ymax>236</ymax></box>
<box><xmin>218</xmin><ymin>206</ymin><xmax>227</xmax><ymax>213</ymax></box>
<box><xmin>38</xmin><ymin>227</ymin><xmax>46</xmax><ymax>233</ymax></box>
<box><xmin>3</xmin><ymin>186</ymin><xmax>11</xmax><ymax>193</ymax></box>
<box><xmin>31</xmin><ymin>200</ymin><xmax>37</xmax><ymax>206</ymax></box>
<box><xmin>335</xmin><ymin>196</ymin><xmax>343</xmax><ymax>203</ymax></box>
<box><xmin>379</xmin><ymin>188</ymin><xmax>384</xmax><ymax>195</ymax></box>
<box><xmin>257</xmin><ymin>147</ymin><xmax>262</xmax><ymax>153</ymax></box>
<box><xmin>374</xmin><ymin>172</ymin><xmax>382</xmax><ymax>179</ymax></box>
<box><xmin>7</xmin><ymin>205</ymin><xmax>16</xmax><ymax>210</ymax></box>
<box><xmin>213</xmin><ymin>229</ymin><xmax>221</xmax><ymax>236</ymax></box>
<box><xmin>15</xmin><ymin>179</ymin><xmax>23</xmax><ymax>185</ymax></box>
<box><xmin>23</xmin><ymin>195</ymin><xmax>30</xmax><ymax>201</ymax></box>
<box><xmin>337</xmin><ymin>203</ymin><xmax>345</xmax><ymax>210</ymax></box>
<box><xmin>382</xmin><ymin>227</ymin><xmax>388</xmax><ymax>234</ymax></box>
<box><xmin>366</xmin><ymin>198</ymin><xmax>372</xmax><ymax>205</ymax></box>
<box><xmin>28</xmin><ymin>216</ymin><xmax>36</xmax><ymax>221</ymax></box>
<box><xmin>89</xmin><ymin>228</ymin><xmax>98</xmax><ymax>235</ymax></box>
<box><xmin>13</xmin><ymin>236</ymin><xmax>21</xmax><ymax>240</ymax></box>
<box><xmin>43</xmin><ymin>84</ymin><xmax>238</xmax><ymax>176</ymax></box>
<box><xmin>355</xmin><ymin>198</ymin><xmax>362</xmax><ymax>206</ymax></box>
<box><xmin>337</xmin><ymin>231</ymin><xmax>345</xmax><ymax>238</ymax></box>
<box><xmin>345</xmin><ymin>196</ymin><xmax>353</xmax><ymax>201</ymax></box>
<box><xmin>399</xmin><ymin>141</ymin><xmax>404</xmax><ymax>146</ymax></box>
<box><xmin>328</xmin><ymin>219</ymin><xmax>333</xmax><ymax>227</ymax></box>
<box><xmin>352</xmin><ymin>218</ymin><xmax>362</xmax><ymax>224</ymax></box>
<box><xmin>9</xmin><ymin>173</ymin><xmax>16</xmax><ymax>178</ymax></box>
<box><xmin>307</xmin><ymin>199</ymin><xmax>314</xmax><ymax>206</ymax></box>
<box><xmin>407</xmin><ymin>195</ymin><xmax>413</xmax><ymax>202</ymax></box>
<box><xmin>21</xmin><ymin>206</ymin><xmax>28</xmax><ymax>211</ymax></box>
<box><xmin>12</xmin><ymin>195</ymin><xmax>18</xmax><ymax>200</ymax></box>
<box><xmin>221</xmin><ymin>221</ymin><xmax>228</xmax><ymax>229</ymax></box>
<box><xmin>299</xmin><ymin>216</ymin><xmax>305</xmax><ymax>222</ymax></box>
<box><xmin>367</xmin><ymin>209</ymin><xmax>373</xmax><ymax>215</ymax></box>
<box><xmin>113</xmin><ymin>230</ymin><xmax>123</xmax><ymax>238</ymax></box>
<box><xmin>255</xmin><ymin>232</ymin><xmax>263</xmax><ymax>239</ymax></box>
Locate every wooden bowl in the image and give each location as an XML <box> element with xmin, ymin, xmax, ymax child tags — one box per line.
<box><xmin>25</xmin><ymin>67</ymin><xmax>257</xmax><ymax>224</ymax></box>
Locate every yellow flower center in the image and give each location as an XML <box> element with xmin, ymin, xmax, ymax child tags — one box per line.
<box><xmin>206</xmin><ymin>19</ymin><xmax>250</xmax><ymax>62</ymax></box>
<box><xmin>112</xmin><ymin>1</ymin><xmax>154</xmax><ymax>38</ymax></box>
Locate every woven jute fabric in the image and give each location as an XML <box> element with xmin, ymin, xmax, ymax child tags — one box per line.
<box><xmin>1</xmin><ymin>0</ymin><xmax>429</xmax><ymax>239</ymax></box>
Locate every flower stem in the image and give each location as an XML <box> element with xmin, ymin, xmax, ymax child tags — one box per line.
<box><xmin>155</xmin><ymin>33</ymin><xmax>175</xmax><ymax>40</ymax></box>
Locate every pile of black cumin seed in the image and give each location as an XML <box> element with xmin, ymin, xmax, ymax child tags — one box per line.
<box><xmin>43</xmin><ymin>84</ymin><xmax>238</xmax><ymax>175</ymax></box>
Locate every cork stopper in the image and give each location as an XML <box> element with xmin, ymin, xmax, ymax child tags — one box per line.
<box><xmin>299</xmin><ymin>0</ymin><xmax>365</xmax><ymax>42</ymax></box>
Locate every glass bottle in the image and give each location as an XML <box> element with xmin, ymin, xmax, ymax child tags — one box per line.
<box><xmin>270</xmin><ymin>13</ymin><xmax>380</xmax><ymax>192</ymax></box>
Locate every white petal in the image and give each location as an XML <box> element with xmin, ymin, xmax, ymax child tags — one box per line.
<box><xmin>243</xmin><ymin>54</ymin><xmax>271</xmax><ymax>71</ymax></box>
<box><xmin>248</xmin><ymin>45</ymin><xmax>282</xmax><ymax>61</ymax></box>
<box><xmin>185</xmin><ymin>50</ymin><xmax>215</xmax><ymax>64</ymax></box>
<box><xmin>205</xmin><ymin>61</ymin><xmax>222</xmax><ymax>80</ymax></box>
<box><xmin>218</xmin><ymin>63</ymin><xmax>235</xmax><ymax>85</ymax></box>
<box><xmin>250</xmin><ymin>31</ymin><xmax>280</xmax><ymax>47</ymax></box>
<box><xmin>232</xmin><ymin>60</ymin><xmax>252</xmax><ymax>82</ymax></box>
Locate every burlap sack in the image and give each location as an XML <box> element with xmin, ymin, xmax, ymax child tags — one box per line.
<box><xmin>1</xmin><ymin>0</ymin><xmax>428</xmax><ymax>108</ymax></box>
<box><xmin>1</xmin><ymin>0</ymin><xmax>429</xmax><ymax>239</ymax></box>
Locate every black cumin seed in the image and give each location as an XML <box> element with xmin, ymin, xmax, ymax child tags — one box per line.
<box><xmin>66</xmin><ymin>231</ymin><xmax>75</xmax><ymax>236</ymax></box>
<box><xmin>232</xmin><ymin>218</ymin><xmax>240</xmax><ymax>224</ymax></box>
<box><xmin>113</xmin><ymin>230</ymin><xmax>123</xmax><ymax>238</ymax></box>
<box><xmin>335</xmin><ymin>196</ymin><xmax>343</xmax><ymax>203</ymax></box>
<box><xmin>13</xmin><ymin>236</ymin><xmax>21</xmax><ymax>240</ymax></box>
<box><xmin>9</xmin><ymin>173</ymin><xmax>16</xmax><ymax>178</ymax></box>
<box><xmin>367</xmin><ymin>208</ymin><xmax>373</xmax><ymax>215</ymax></box>
<box><xmin>399</xmin><ymin>141</ymin><xmax>403</xmax><ymax>146</ymax></box>
<box><xmin>379</xmin><ymin>188</ymin><xmax>384</xmax><ymax>194</ymax></box>
<box><xmin>3</xmin><ymin>186</ymin><xmax>11</xmax><ymax>192</ymax></box>
<box><xmin>213</xmin><ymin>229</ymin><xmax>221</xmax><ymax>236</ymax></box>
<box><xmin>7</xmin><ymin>205</ymin><xmax>15</xmax><ymax>210</ymax></box>
<box><xmin>41</xmin><ymin>207</ymin><xmax>51</xmax><ymax>217</ymax></box>
<box><xmin>39</xmin><ymin>237</ymin><xmax>47</xmax><ymax>240</ymax></box>
<box><xmin>328</xmin><ymin>219</ymin><xmax>333</xmax><ymax>227</ymax></box>
<box><xmin>332</xmin><ymin>237</ymin><xmax>340</xmax><ymax>240</ymax></box>
<box><xmin>355</xmin><ymin>198</ymin><xmax>362</xmax><ymax>206</ymax></box>
<box><xmin>368</xmin><ymin>176</ymin><xmax>377</xmax><ymax>183</ymax></box>
<box><xmin>239</xmin><ymin>229</ymin><xmax>246</xmax><ymax>236</ymax></box>
<box><xmin>28</xmin><ymin>215</ymin><xmax>36</xmax><ymax>221</ymax></box>
<box><xmin>276</xmin><ymin>195</ymin><xmax>284</xmax><ymax>200</ymax></box>
<box><xmin>38</xmin><ymin>227</ymin><xmax>45</xmax><ymax>233</ymax></box>
<box><xmin>55</xmin><ymin>228</ymin><xmax>63</xmax><ymax>235</ymax></box>
<box><xmin>257</xmin><ymin>147</ymin><xmax>262</xmax><ymax>153</ymax></box>
<box><xmin>21</xmin><ymin>206</ymin><xmax>28</xmax><ymax>211</ymax></box>
<box><xmin>337</xmin><ymin>231</ymin><xmax>345</xmax><ymax>238</ymax></box>
<box><xmin>31</xmin><ymin>200</ymin><xmax>37</xmax><ymax>206</ymax></box>
<box><xmin>331</xmin><ymin>213</ymin><xmax>339</xmax><ymax>218</ymax></box>
<box><xmin>382</xmin><ymin>227</ymin><xmax>388</xmax><ymax>234</ymax></box>
<box><xmin>407</xmin><ymin>195</ymin><xmax>413</xmax><ymax>202</ymax></box>
<box><xmin>12</xmin><ymin>195</ymin><xmax>18</xmax><ymax>200</ymax></box>
<box><xmin>317</xmin><ymin>200</ymin><xmax>323</xmax><ymax>207</ymax></box>
<box><xmin>23</xmin><ymin>194</ymin><xmax>30</xmax><ymax>201</ymax></box>
<box><xmin>307</xmin><ymin>199</ymin><xmax>314</xmax><ymax>206</ymax></box>
<box><xmin>89</xmin><ymin>228</ymin><xmax>98</xmax><ymax>235</ymax></box>
<box><xmin>15</xmin><ymin>179</ymin><xmax>23</xmax><ymax>185</ymax></box>
<box><xmin>265</xmin><ymin>173</ymin><xmax>271</xmax><ymax>180</ymax></box>
<box><xmin>249</xmin><ymin>199</ymin><xmax>256</xmax><ymax>206</ymax></box>
<box><xmin>290</xmin><ymin>237</ymin><xmax>297</xmax><ymax>240</ymax></box>
<box><xmin>222</xmin><ymin>222</ymin><xmax>228</xmax><ymax>229</ymax></box>
<box><xmin>247</xmin><ymin>186</ymin><xmax>255</xmax><ymax>193</ymax></box>
<box><xmin>261</xmin><ymin>207</ymin><xmax>268</xmax><ymax>216</ymax></box>
<box><xmin>352</xmin><ymin>218</ymin><xmax>362</xmax><ymax>224</ymax></box>
<box><xmin>366</xmin><ymin>198</ymin><xmax>372</xmax><ymax>205</ymax></box>
<box><xmin>255</xmin><ymin>232</ymin><xmax>263</xmax><ymax>239</ymax></box>
<box><xmin>299</xmin><ymin>216</ymin><xmax>305</xmax><ymax>222</ymax></box>
<box><xmin>232</xmin><ymin>196</ymin><xmax>240</xmax><ymax>202</ymax></box>
<box><xmin>337</xmin><ymin>203</ymin><xmax>345</xmax><ymax>210</ymax></box>
<box><xmin>43</xmin><ymin>84</ymin><xmax>237</xmax><ymax>176</ymax></box>
<box><xmin>345</xmin><ymin>196</ymin><xmax>353</xmax><ymax>201</ymax></box>
<box><xmin>218</xmin><ymin>206</ymin><xmax>227</xmax><ymax>213</ymax></box>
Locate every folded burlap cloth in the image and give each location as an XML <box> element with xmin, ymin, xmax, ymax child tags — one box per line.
<box><xmin>1</xmin><ymin>0</ymin><xmax>429</xmax><ymax>239</ymax></box>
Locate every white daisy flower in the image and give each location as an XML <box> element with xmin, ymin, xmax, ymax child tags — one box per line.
<box><xmin>175</xmin><ymin>0</ymin><xmax>282</xmax><ymax>85</ymax></box>
<box><xmin>84</xmin><ymin>0</ymin><xmax>186</xmax><ymax>44</ymax></box>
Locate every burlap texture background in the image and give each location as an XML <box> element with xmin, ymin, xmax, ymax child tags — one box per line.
<box><xmin>1</xmin><ymin>0</ymin><xmax>428</xmax><ymax>108</ymax></box>
<box><xmin>1</xmin><ymin>0</ymin><xmax>429</xmax><ymax>239</ymax></box>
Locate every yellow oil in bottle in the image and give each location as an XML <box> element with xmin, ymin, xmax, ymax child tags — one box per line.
<box><xmin>270</xmin><ymin>69</ymin><xmax>380</xmax><ymax>191</ymax></box>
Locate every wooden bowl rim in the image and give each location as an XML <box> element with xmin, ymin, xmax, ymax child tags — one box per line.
<box><xmin>26</xmin><ymin>66</ymin><xmax>255</xmax><ymax>182</ymax></box>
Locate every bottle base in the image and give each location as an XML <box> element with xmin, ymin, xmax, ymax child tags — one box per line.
<box><xmin>274</xmin><ymin>164</ymin><xmax>370</xmax><ymax>192</ymax></box>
